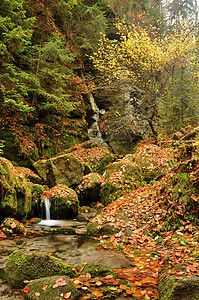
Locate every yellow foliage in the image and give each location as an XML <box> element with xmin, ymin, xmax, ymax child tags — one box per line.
<box><xmin>91</xmin><ymin>21</ymin><xmax>195</xmax><ymax>95</ymax></box>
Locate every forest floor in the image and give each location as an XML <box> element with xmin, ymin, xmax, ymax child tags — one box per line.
<box><xmin>1</xmin><ymin>136</ymin><xmax>199</xmax><ymax>299</ymax></box>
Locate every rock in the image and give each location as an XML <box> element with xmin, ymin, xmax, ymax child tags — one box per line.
<box><xmin>0</xmin><ymin>157</ymin><xmax>45</xmax><ymax>219</ymax></box>
<box><xmin>41</xmin><ymin>184</ymin><xmax>79</xmax><ymax>219</ymax></box>
<box><xmin>76</xmin><ymin>173</ymin><xmax>104</xmax><ymax>206</ymax></box>
<box><xmin>25</xmin><ymin>276</ymin><xmax>80</xmax><ymax>300</ymax></box>
<box><xmin>87</xmin><ymin>221</ymin><xmax>119</xmax><ymax>237</ymax></box>
<box><xmin>34</xmin><ymin>143</ymin><xmax>115</xmax><ymax>187</ymax></box>
<box><xmin>159</xmin><ymin>266</ymin><xmax>199</xmax><ymax>300</ymax></box>
<box><xmin>5</xmin><ymin>249</ymin><xmax>78</xmax><ymax>288</ymax></box>
<box><xmin>0</xmin><ymin>218</ymin><xmax>26</xmax><ymax>237</ymax></box>
<box><xmin>79</xmin><ymin>262</ymin><xmax>117</xmax><ymax>278</ymax></box>
<box><xmin>34</xmin><ymin>153</ymin><xmax>84</xmax><ymax>188</ymax></box>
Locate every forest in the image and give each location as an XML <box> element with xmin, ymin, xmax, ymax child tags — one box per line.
<box><xmin>1</xmin><ymin>0</ymin><xmax>199</xmax><ymax>299</ymax></box>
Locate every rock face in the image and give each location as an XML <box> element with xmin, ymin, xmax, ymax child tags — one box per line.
<box><xmin>5</xmin><ymin>249</ymin><xmax>78</xmax><ymax>288</ymax></box>
<box><xmin>0</xmin><ymin>157</ymin><xmax>45</xmax><ymax>220</ymax></box>
<box><xmin>93</xmin><ymin>84</ymin><xmax>153</xmax><ymax>154</ymax></box>
<box><xmin>159</xmin><ymin>267</ymin><xmax>199</xmax><ymax>300</ymax></box>
<box><xmin>41</xmin><ymin>184</ymin><xmax>79</xmax><ymax>219</ymax></box>
<box><xmin>25</xmin><ymin>276</ymin><xmax>80</xmax><ymax>300</ymax></box>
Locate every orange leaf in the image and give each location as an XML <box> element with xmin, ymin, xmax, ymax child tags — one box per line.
<box><xmin>55</xmin><ymin>278</ymin><xmax>67</xmax><ymax>287</ymax></box>
<box><xmin>126</xmin><ymin>287</ymin><xmax>137</xmax><ymax>294</ymax></box>
<box><xmin>63</xmin><ymin>292</ymin><xmax>71</xmax><ymax>299</ymax></box>
<box><xmin>23</xmin><ymin>287</ymin><xmax>29</xmax><ymax>294</ymax></box>
<box><xmin>134</xmin><ymin>281</ymin><xmax>142</xmax><ymax>286</ymax></box>
<box><xmin>119</xmin><ymin>284</ymin><xmax>127</xmax><ymax>290</ymax></box>
<box><xmin>35</xmin><ymin>292</ymin><xmax>40</xmax><ymax>297</ymax></box>
<box><xmin>23</xmin><ymin>280</ymin><xmax>32</xmax><ymax>284</ymax></box>
<box><xmin>42</xmin><ymin>285</ymin><xmax>48</xmax><ymax>291</ymax></box>
<box><xmin>92</xmin><ymin>291</ymin><xmax>103</xmax><ymax>297</ymax></box>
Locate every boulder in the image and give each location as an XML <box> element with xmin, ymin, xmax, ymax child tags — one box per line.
<box><xmin>0</xmin><ymin>157</ymin><xmax>45</xmax><ymax>219</ymax></box>
<box><xmin>34</xmin><ymin>153</ymin><xmax>84</xmax><ymax>188</ymax></box>
<box><xmin>79</xmin><ymin>262</ymin><xmax>117</xmax><ymax>278</ymax></box>
<box><xmin>5</xmin><ymin>249</ymin><xmax>78</xmax><ymax>288</ymax></box>
<box><xmin>41</xmin><ymin>184</ymin><xmax>79</xmax><ymax>219</ymax></box>
<box><xmin>76</xmin><ymin>173</ymin><xmax>104</xmax><ymax>206</ymax></box>
<box><xmin>33</xmin><ymin>143</ymin><xmax>114</xmax><ymax>188</ymax></box>
<box><xmin>25</xmin><ymin>276</ymin><xmax>80</xmax><ymax>300</ymax></box>
<box><xmin>0</xmin><ymin>218</ymin><xmax>26</xmax><ymax>237</ymax></box>
<box><xmin>159</xmin><ymin>266</ymin><xmax>199</xmax><ymax>300</ymax></box>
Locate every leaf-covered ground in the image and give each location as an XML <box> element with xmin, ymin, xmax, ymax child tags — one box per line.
<box><xmin>1</xmin><ymin>138</ymin><xmax>199</xmax><ymax>299</ymax></box>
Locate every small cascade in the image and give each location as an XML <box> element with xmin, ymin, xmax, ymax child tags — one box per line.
<box><xmin>45</xmin><ymin>197</ymin><xmax>51</xmax><ymax>220</ymax></box>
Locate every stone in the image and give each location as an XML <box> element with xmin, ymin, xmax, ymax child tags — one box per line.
<box><xmin>25</xmin><ymin>276</ymin><xmax>80</xmax><ymax>300</ymax></box>
<box><xmin>41</xmin><ymin>184</ymin><xmax>79</xmax><ymax>219</ymax></box>
<box><xmin>5</xmin><ymin>249</ymin><xmax>78</xmax><ymax>288</ymax></box>
<box><xmin>0</xmin><ymin>157</ymin><xmax>45</xmax><ymax>219</ymax></box>
<box><xmin>159</xmin><ymin>267</ymin><xmax>199</xmax><ymax>300</ymax></box>
<box><xmin>76</xmin><ymin>173</ymin><xmax>104</xmax><ymax>206</ymax></box>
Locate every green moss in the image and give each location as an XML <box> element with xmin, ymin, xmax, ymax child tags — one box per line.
<box><xmin>87</xmin><ymin>221</ymin><xmax>119</xmax><ymax>237</ymax></box>
<box><xmin>5</xmin><ymin>249</ymin><xmax>78</xmax><ymax>288</ymax></box>
<box><xmin>26</xmin><ymin>276</ymin><xmax>80</xmax><ymax>300</ymax></box>
<box><xmin>79</xmin><ymin>262</ymin><xmax>117</xmax><ymax>278</ymax></box>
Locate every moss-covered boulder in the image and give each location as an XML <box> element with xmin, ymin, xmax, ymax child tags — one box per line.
<box><xmin>5</xmin><ymin>249</ymin><xmax>78</xmax><ymax>288</ymax></box>
<box><xmin>159</xmin><ymin>266</ymin><xmax>199</xmax><ymax>300</ymax></box>
<box><xmin>87</xmin><ymin>221</ymin><xmax>119</xmax><ymax>237</ymax></box>
<box><xmin>25</xmin><ymin>276</ymin><xmax>80</xmax><ymax>300</ymax></box>
<box><xmin>0</xmin><ymin>157</ymin><xmax>45</xmax><ymax>219</ymax></box>
<box><xmin>79</xmin><ymin>262</ymin><xmax>117</xmax><ymax>278</ymax></box>
<box><xmin>0</xmin><ymin>218</ymin><xmax>26</xmax><ymax>237</ymax></box>
<box><xmin>34</xmin><ymin>153</ymin><xmax>84</xmax><ymax>188</ymax></box>
<box><xmin>41</xmin><ymin>184</ymin><xmax>79</xmax><ymax>219</ymax></box>
<box><xmin>76</xmin><ymin>173</ymin><xmax>104</xmax><ymax>206</ymax></box>
<box><xmin>34</xmin><ymin>144</ymin><xmax>114</xmax><ymax>187</ymax></box>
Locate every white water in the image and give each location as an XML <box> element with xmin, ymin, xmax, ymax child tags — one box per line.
<box><xmin>45</xmin><ymin>197</ymin><xmax>51</xmax><ymax>220</ymax></box>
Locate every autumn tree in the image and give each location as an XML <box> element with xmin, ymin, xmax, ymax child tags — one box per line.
<box><xmin>91</xmin><ymin>19</ymin><xmax>196</xmax><ymax>134</ymax></box>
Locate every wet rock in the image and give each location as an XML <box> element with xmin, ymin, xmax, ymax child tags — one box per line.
<box><xmin>41</xmin><ymin>184</ymin><xmax>79</xmax><ymax>219</ymax></box>
<box><xmin>25</xmin><ymin>276</ymin><xmax>80</xmax><ymax>300</ymax></box>
<box><xmin>5</xmin><ymin>249</ymin><xmax>78</xmax><ymax>288</ymax></box>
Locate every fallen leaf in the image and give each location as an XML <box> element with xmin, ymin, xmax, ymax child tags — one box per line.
<box><xmin>23</xmin><ymin>287</ymin><xmax>29</xmax><ymax>294</ymax></box>
<box><xmin>23</xmin><ymin>280</ymin><xmax>32</xmax><ymax>284</ymax></box>
<box><xmin>119</xmin><ymin>284</ymin><xmax>127</xmax><ymax>290</ymax></box>
<box><xmin>95</xmin><ymin>281</ymin><xmax>103</xmax><ymax>286</ymax></box>
<box><xmin>63</xmin><ymin>292</ymin><xmax>71</xmax><ymax>299</ymax></box>
<box><xmin>92</xmin><ymin>291</ymin><xmax>103</xmax><ymax>297</ymax></box>
<box><xmin>53</xmin><ymin>283</ymin><xmax>59</xmax><ymax>289</ymax></box>
<box><xmin>35</xmin><ymin>292</ymin><xmax>40</xmax><ymax>297</ymax></box>
<box><xmin>42</xmin><ymin>285</ymin><xmax>48</xmax><ymax>291</ymax></box>
<box><xmin>126</xmin><ymin>287</ymin><xmax>137</xmax><ymax>294</ymax></box>
<box><xmin>55</xmin><ymin>278</ymin><xmax>67</xmax><ymax>287</ymax></box>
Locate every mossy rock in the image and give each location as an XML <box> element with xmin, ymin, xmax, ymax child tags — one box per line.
<box><xmin>0</xmin><ymin>157</ymin><xmax>45</xmax><ymax>219</ymax></box>
<box><xmin>76</xmin><ymin>173</ymin><xmax>104</xmax><ymax>206</ymax></box>
<box><xmin>25</xmin><ymin>276</ymin><xmax>80</xmax><ymax>300</ymax></box>
<box><xmin>41</xmin><ymin>184</ymin><xmax>79</xmax><ymax>219</ymax></box>
<box><xmin>159</xmin><ymin>266</ymin><xmax>199</xmax><ymax>300</ymax></box>
<box><xmin>17</xmin><ymin>167</ymin><xmax>43</xmax><ymax>184</ymax></box>
<box><xmin>76</xmin><ymin>214</ymin><xmax>89</xmax><ymax>222</ymax></box>
<box><xmin>0</xmin><ymin>218</ymin><xmax>26</xmax><ymax>237</ymax></box>
<box><xmin>100</xmin><ymin>178</ymin><xmax>122</xmax><ymax>206</ymax></box>
<box><xmin>34</xmin><ymin>154</ymin><xmax>84</xmax><ymax>187</ymax></box>
<box><xmin>5</xmin><ymin>249</ymin><xmax>78</xmax><ymax>288</ymax></box>
<box><xmin>79</xmin><ymin>262</ymin><xmax>117</xmax><ymax>278</ymax></box>
<box><xmin>87</xmin><ymin>221</ymin><xmax>119</xmax><ymax>237</ymax></box>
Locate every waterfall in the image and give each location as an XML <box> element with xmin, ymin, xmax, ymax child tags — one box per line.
<box><xmin>45</xmin><ymin>197</ymin><xmax>51</xmax><ymax>220</ymax></box>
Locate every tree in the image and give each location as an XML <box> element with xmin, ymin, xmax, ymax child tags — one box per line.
<box><xmin>91</xmin><ymin>19</ymin><xmax>195</xmax><ymax>134</ymax></box>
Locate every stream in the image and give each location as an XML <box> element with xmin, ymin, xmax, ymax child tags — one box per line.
<box><xmin>0</xmin><ymin>217</ymin><xmax>134</xmax><ymax>300</ymax></box>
